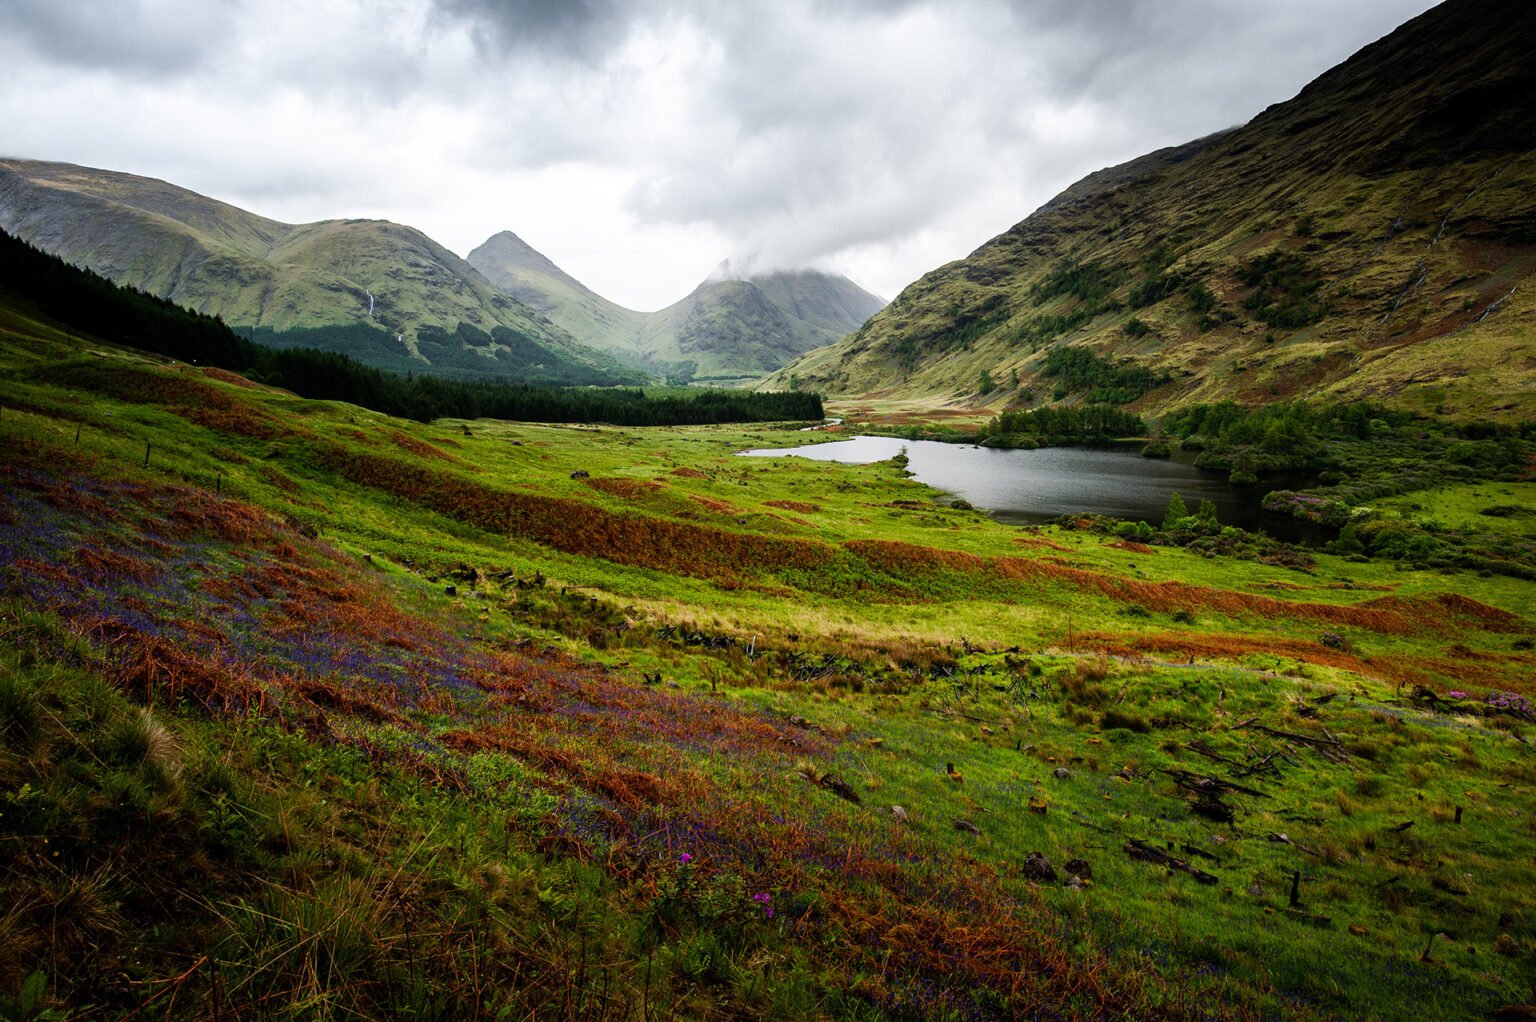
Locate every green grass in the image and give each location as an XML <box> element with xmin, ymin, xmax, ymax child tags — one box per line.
<box><xmin>2</xmin><ymin>320</ymin><xmax>1533</xmax><ymax>1019</ymax></box>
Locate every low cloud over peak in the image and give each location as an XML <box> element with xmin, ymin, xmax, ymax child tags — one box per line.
<box><xmin>1</xmin><ymin>0</ymin><xmax>1437</xmax><ymax>308</ymax></box>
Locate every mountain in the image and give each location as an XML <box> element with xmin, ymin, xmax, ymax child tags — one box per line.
<box><xmin>767</xmin><ymin>0</ymin><xmax>1536</xmax><ymax>422</ymax></box>
<box><xmin>0</xmin><ymin>159</ymin><xmax>642</xmax><ymax>385</ymax></box>
<box><xmin>466</xmin><ymin>230</ymin><xmax>650</xmax><ymax>361</ymax></box>
<box><xmin>469</xmin><ymin>235</ymin><xmax>885</xmax><ymax>383</ymax></box>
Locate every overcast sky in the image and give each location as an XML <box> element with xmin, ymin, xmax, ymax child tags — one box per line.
<box><xmin>1</xmin><ymin>0</ymin><xmax>1439</xmax><ymax>311</ymax></box>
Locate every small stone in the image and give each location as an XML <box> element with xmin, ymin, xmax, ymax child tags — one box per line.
<box><xmin>890</xmin><ymin>805</ymin><xmax>909</xmax><ymax>824</ymax></box>
<box><xmin>444</xmin><ymin>584</ymin><xmax>457</xmax><ymax>596</ymax></box>
<box><xmin>1064</xmin><ymin>875</ymin><xmax>1086</xmax><ymax>890</ymax></box>
<box><xmin>1247</xmin><ymin>881</ymin><xmax>1266</xmax><ymax>897</ymax></box>
<box><xmin>954</xmin><ymin>819</ymin><xmax>982</xmax><ymax>835</ymax></box>
<box><xmin>570</xmin><ymin>470</ymin><xmax>590</xmax><ymax>479</ymax></box>
<box><xmin>1349</xmin><ymin>924</ymin><xmax>1369</xmax><ymax>936</ymax></box>
<box><xmin>1065</xmin><ymin>857</ymin><xmax>1092</xmax><ymax>880</ymax></box>
<box><xmin>1022</xmin><ymin>851</ymin><xmax>1057</xmax><ymax>882</ymax></box>
<box><xmin>1028</xmin><ymin>797</ymin><xmax>1048</xmax><ymax>814</ymax></box>
<box><xmin>1493</xmin><ymin>933</ymin><xmax>1520</xmax><ymax>957</ymax></box>
<box><xmin>1053</xmin><ymin>767</ymin><xmax>1072</xmax><ymax>779</ymax></box>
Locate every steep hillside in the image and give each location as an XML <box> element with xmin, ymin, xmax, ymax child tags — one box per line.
<box><xmin>466</xmin><ymin>230</ymin><xmax>649</xmax><ymax>356</ymax></box>
<box><xmin>469</xmin><ymin>236</ymin><xmax>886</xmax><ymax>383</ymax></box>
<box><xmin>769</xmin><ymin>0</ymin><xmax>1536</xmax><ymax>422</ymax></box>
<box><xmin>0</xmin><ymin>159</ymin><xmax>641</xmax><ymax>385</ymax></box>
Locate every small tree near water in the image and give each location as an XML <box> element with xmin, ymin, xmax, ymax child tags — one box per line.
<box><xmin>1163</xmin><ymin>492</ymin><xmax>1189</xmax><ymax>530</ymax></box>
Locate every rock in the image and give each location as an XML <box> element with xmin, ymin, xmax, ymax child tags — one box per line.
<box><xmin>1247</xmin><ymin>881</ymin><xmax>1266</xmax><ymax>897</ymax></box>
<box><xmin>444</xmin><ymin>584</ymin><xmax>457</xmax><ymax>596</ymax></box>
<box><xmin>1065</xmin><ymin>857</ymin><xmax>1092</xmax><ymax>880</ymax></box>
<box><xmin>1053</xmin><ymin>767</ymin><xmax>1072</xmax><ymax>779</ymax></box>
<box><xmin>1493</xmin><ymin>933</ymin><xmax>1520</xmax><ymax>957</ymax></box>
<box><xmin>1022</xmin><ymin>852</ymin><xmax>1057</xmax><ymax>882</ymax></box>
<box><xmin>890</xmin><ymin>805</ymin><xmax>909</xmax><ymax>824</ymax></box>
<box><xmin>954</xmin><ymin>819</ymin><xmax>982</xmax><ymax>835</ymax></box>
<box><xmin>570</xmin><ymin>470</ymin><xmax>590</xmax><ymax>479</ymax></box>
<box><xmin>1028</xmin><ymin>797</ymin><xmax>1048</xmax><ymax>814</ymax></box>
<box><xmin>1064</xmin><ymin>875</ymin><xmax>1087</xmax><ymax>890</ymax></box>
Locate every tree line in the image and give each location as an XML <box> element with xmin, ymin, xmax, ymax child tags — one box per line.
<box><xmin>0</xmin><ymin>229</ymin><xmax>823</xmax><ymax>426</ymax></box>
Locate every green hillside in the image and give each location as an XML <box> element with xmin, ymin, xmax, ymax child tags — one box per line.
<box><xmin>469</xmin><ymin>235</ymin><xmax>886</xmax><ymax>384</ymax></box>
<box><xmin>767</xmin><ymin>0</ymin><xmax>1536</xmax><ymax>422</ymax></box>
<box><xmin>466</xmin><ymin>230</ymin><xmax>650</xmax><ymax>355</ymax></box>
<box><xmin>0</xmin><ymin>160</ymin><xmax>641</xmax><ymax>386</ymax></box>
<box><xmin>2</xmin><ymin>229</ymin><xmax>1533</xmax><ymax>1021</ymax></box>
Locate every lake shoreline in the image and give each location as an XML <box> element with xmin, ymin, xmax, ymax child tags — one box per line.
<box><xmin>742</xmin><ymin>434</ymin><xmax>1329</xmax><ymax>544</ymax></box>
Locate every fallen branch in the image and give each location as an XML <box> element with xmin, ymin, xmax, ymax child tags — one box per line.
<box><xmin>1162</xmin><ymin>767</ymin><xmax>1272</xmax><ymax>800</ymax></box>
<box><xmin>1122</xmin><ymin>838</ymin><xmax>1219</xmax><ymax>885</ymax></box>
<box><xmin>1239</xmin><ymin>722</ymin><xmax>1350</xmax><ymax>763</ymax></box>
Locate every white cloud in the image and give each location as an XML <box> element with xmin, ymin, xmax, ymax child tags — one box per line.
<box><xmin>0</xmin><ymin>0</ymin><xmax>1440</xmax><ymax>309</ymax></box>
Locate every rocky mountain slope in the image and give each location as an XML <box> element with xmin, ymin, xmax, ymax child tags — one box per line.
<box><xmin>469</xmin><ymin>234</ymin><xmax>885</xmax><ymax>383</ymax></box>
<box><xmin>767</xmin><ymin>0</ymin><xmax>1536</xmax><ymax>422</ymax></box>
<box><xmin>0</xmin><ymin>159</ymin><xmax>640</xmax><ymax>385</ymax></box>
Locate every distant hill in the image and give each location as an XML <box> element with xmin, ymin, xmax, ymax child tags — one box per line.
<box><xmin>767</xmin><ymin>0</ymin><xmax>1536</xmax><ymax>422</ymax></box>
<box><xmin>469</xmin><ymin>235</ymin><xmax>885</xmax><ymax>384</ymax></box>
<box><xmin>0</xmin><ymin>160</ymin><xmax>642</xmax><ymax>385</ymax></box>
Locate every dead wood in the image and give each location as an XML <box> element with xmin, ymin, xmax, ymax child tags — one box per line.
<box><xmin>1122</xmin><ymin>838</ymin><xmax>1219</xmax><ymax>885</ymax></box>
<box><xmin>1238</xmin><ymin>721</ymin><xmax>1350</xmax><ymax>763</ymax></box>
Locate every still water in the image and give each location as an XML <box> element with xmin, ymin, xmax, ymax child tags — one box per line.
<box><xmin>741</xmin><ymin>435</ymin><xmax>1313</xmax><ymax>537</ymax></box>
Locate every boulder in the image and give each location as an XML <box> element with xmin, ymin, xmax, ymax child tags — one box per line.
<box><xmin>1022</xmin><ymin>852</ymin><xmax>1057</xmax><ymax>882</ymax></box>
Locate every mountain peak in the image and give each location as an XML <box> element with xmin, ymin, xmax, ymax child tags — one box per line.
<box><xmin>469</xmin><ymin>230</ymin><xmax>568</xmax><ymax>279</ymax></box>
<box><xmin>706</xmin><ymin>258</ymin><xmax>745</xmax><ymax>283</ymax></box>
<box><xmin>469</xmin><ymin>236</ymin><xmax>886</xmax><ymax>382</ymax></box>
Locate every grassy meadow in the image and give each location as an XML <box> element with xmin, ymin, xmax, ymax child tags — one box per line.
<box><xmin>2</xmin><ymin>311</ymin><xmax>1534</xmax><ymax>1019</ymax></box>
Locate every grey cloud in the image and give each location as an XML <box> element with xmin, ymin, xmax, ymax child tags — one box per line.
<box><xmin>611</xmin><ymin>0</ymin><xmax>1436</xmax><ymax>263</ymax></box>
<box><xmin>0</xmin><ymin>0</ymin><xmax>1445</xmax><ymax>303</ymax></box>
<box><xmin>0</xmin><ymin>0</ymin><xmax>240</xmax><ymax>77</ymax></box>
<box><xmin>428</xmin><ymin>0</ymin><xmax>646</xmax><ymax>59</ymax></box>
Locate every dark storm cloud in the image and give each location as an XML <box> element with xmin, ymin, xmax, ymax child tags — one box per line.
<box><xmin>0</xmin><ymin>0</ymin><xmax>238</xmax><ymax>77</ymax></box>
<box><xmin>428</xmin><ymin>0</ymin><xmax>642</xmax><ymax>59</ymax></box>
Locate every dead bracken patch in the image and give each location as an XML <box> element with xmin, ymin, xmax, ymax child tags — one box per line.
<box><xmin>1014</xmin><ymin>536</ymin><xmax>1074</xmax><ymax>552</ymax></box>
<box><xmin>584</xmin><ymin>477</ymin><xmax>664</xmax><ymax>499</ymax></box>
<box><xmin>390</xmin><ymin>431</ymin><xmax>460</xmax><ymax>462</ymax></box>
<box><xmin>688</xmin><ymin>493</ymin><xmax>746</xmax><ymax>515</ymax></box>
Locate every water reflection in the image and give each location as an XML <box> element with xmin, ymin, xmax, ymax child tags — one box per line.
<box><xmin>741</xmin><ymin>435</ymin><xmax>1318</xmax><ymax>539</ymax></box>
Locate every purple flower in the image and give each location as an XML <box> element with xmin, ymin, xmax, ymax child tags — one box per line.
<box><xmin>678</xmin><ymin>852</ymin><xmax>692</xmax><ymax>864</ymax></box>
<box><xmin>1447</xmin><ymin>690</ymin><xmax>1467</xmax><ymax>700</ymax></box>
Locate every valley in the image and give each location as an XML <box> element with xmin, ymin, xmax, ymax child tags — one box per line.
<box><xmin>2</xmin><ymin>1</ymin><xmax>1535</xmax><ymax>1018</ymax></box>
<box><xmin>2</xmin><ymin>284</ymin><xmax>1532</xmax><ymax>1017</ymax></box>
